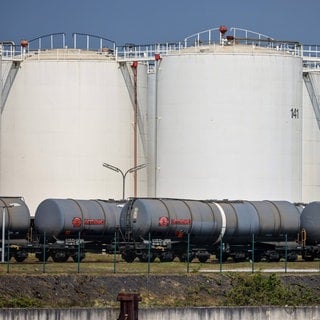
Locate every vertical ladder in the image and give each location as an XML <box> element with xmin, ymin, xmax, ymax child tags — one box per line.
<box><xmin>1</xmin><ymin>60</ymin><xmax>21</xmax><ymax>113</ymax></box>
<box><xmin>119</xmin><ymin>61</ymin><xmax>147</xmax><ymax>155</ymax></box>
<box><xmin>303</xmin><ymin>71</ymin><xmax>320</xmax><ymax>130</ymax></box>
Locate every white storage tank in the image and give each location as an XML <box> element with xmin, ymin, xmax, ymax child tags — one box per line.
<box><xmin>149</xmin><ymin>29</ymin><xmax>303</xmax><ymax>202</ymax></box>
<box><xmin>0</xmin><ymin>47</ymin><xmax>147</xmax><ymax>214</ymax></box>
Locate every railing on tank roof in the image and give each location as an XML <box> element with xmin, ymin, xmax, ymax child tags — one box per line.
<box><xmin>2</xmin><ymin>29</ymin><xmax>320</xmax><ymax>67</ymax></box>
<box><xmin>115</xmin><ymin>27</ymin><xmax>303</xmax><ymax>61</ymax></box>
<box><xmin>115</xmin><ymin>42</ymin><xmax>185</xmax><ymax>61</ymax></box>
<box><xmin>1</xmin><ymin>32</ymin><xmax>117</xmax><ymax>60</ymax></box>
<box><xmin>184</xmin><ymin>27</ymin><xmax>274</xmax><ymax>47</ymax></box>
<box><xmin>72</xmin><ymin>33</ymin><xmax>116</xmax><ymax>53</ymax></box>
<box><xmin>0</xmin><ymin>41</ymin><xmax>25</xmax><ymax>60</ymax></box>
<box><xmin>183</xmin><ymin>26</ymin><xmax>301</xmax><ymax>56</ymax></box>
<box><xmin>302</xmin><ymin>45</ymin><xmax>320</xmax><ymax>69</ymax></box>
<box><xmin>1</xmin><ymin>33</ymin><xmax>67</xmax><ymax>60</ymax></box>
<box><xmin>28</xmin><ymin>32</ymin><xmax>66</xmax><ymax>50</ymax></box>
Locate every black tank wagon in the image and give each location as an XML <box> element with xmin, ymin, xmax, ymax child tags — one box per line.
<box><xmin>119</xmin><ymin>198</ymin><xmax>302</xmax><ymax>263</ymax></box>
<box><xmin>1</xmin><ymin>196</ymin><xmax>320</xmax><ymax>263</ymax></box>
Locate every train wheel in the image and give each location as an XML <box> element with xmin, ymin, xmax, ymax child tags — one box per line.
<box><xmin>14</xmin><ymin>251</ymin><xmax>28</xmax><ymax>262</ymax></box>
<box><xmin>267</xmin><ymin>256</ymin><xmax>280</xmax><ymax>262</ymax></box>
<box><xmin>3</xmin><ymin>252</ymin><xmax>11</xmax><ymax>262</ymax></box>
<box><xmin>266</xmin><ymin>252</ymin><xmax>280</xmax><ymax>262</ymax></box>
<box><xmin>71</xmin><ymin>253</ymin><xmax>85</xmax><ymax>262</ymax></box>
<box><xmin>216</xmin><ymin>252</ymin><xmax>228</xmax><ymax>262</ymax></box>
<box><xmin>52</xmin><ymin>251</ymin><xmax>69</xmax><ymax>262</ymax></box>
<box><xmin>178</xmin><ymin>253</ymin><xmax>194</xmax><ymax>263</ymax></box>
<box><xmin>233</xmin><ymin>257</ymin><xmax>246</xmax><ymax>263</ymax></box>
<box><xmin>121</xmin><ymin>251</ymin><xmax>136</xmax><ymax>263</ymax></box>
<box><xmin>159</xmin><ymin>252</ymin><xmax>174</xmax><ymax>262</ymax></box>
<box><xmin>303</xmin><ymin>256</ymin><xmax>315</xmax><ymax>262</ymax></box>
<box><xmin>35</xmin><ymin>252</ymin><xmax>49</xmax><ymax>262</ymax></box>
<box><xmin>35</xmin><ymin>253</ymin><xmax>41</xmax><ymax>261</ymax></box>
<box><xmin>253</xmin><ymin>254</ymin><xmax>262</xmax><ymax>262</ymax></box>
<box><xmin>139</xmin><ymin>252</ymin><xmax>155</xmax><ymax>263</ymax></box>
<box><xmin>198</xmin><ymin>255</ymin><xmax>210</xmax><ymax>263</ymax></box>
<box><xmin>287</xmin><ymin>253</ymin><xmax>298</xmax><ymax>262</ymax></box>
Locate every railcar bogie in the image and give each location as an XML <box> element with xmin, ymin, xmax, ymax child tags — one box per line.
<box><xmin>121</xmin><ymin>249</ymin><xmax>136</xmax><ymax>263</ymax></box>
<box><xmin>301</xmin><ymin>246</ymin><xmax>320</xmax><ymax>261</ymax></box>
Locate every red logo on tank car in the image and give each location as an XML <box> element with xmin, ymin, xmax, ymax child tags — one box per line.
<box><xmin>72</xmin><ymin>217</ymin><xmax>82</xmax><ymax>228</ymax></box>
<box><xmin>170</xmin><ymin>219</ymin><xmax>191</xmax><ymax>225</ymax></box>
<box><xmin>84</xmin><ymin>219</ymin><xmax>104</xmax><ymax>225</ymax></box>
<box><xmin>159</xmin><ymin>216</ymin><xmax>169</xmax><ymax>227</ymax></box>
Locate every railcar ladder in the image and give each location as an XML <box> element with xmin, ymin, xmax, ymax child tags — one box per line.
<box><xmin>124</xmin><ymin>199</ymin><xmax>135</xmax><ymax>242</ymax></box>
<box><xmin>303</xmin><ymin>71</ymin><xmax>320</xmax><ymax>131</ymax></box>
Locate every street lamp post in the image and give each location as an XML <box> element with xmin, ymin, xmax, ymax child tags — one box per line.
<box><xmin>102</xmin><ymin>163</ymin><xmax>146</xmax><ymax>200</ymax></box>
<box><xmin>1</xmin><ymin>203</ymin><xmax>20</xmax><ymax>263</ymax></box>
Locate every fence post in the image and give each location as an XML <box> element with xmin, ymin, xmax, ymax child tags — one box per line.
<box><xmin>77</xmin><ymin>231</ymin><xmax>81</xmax><ymax>273</ymax></box>
<box><xmin>6</xmin><ymin>230</ymin><xmax>10</xmax><ymax>273</ymax></box>
<box><xmin>251</xmin><ymin>233</ymin><xmax>255</xmax><ymax>273</ymax></box>
<box><xmin>187</xmin><ymin>233</ymin><xmax>190</xmax><ymax>273</ymax></box>
<box><xmin>219</xmin><ymin>238</ymin><xmax>223</xmax><ymax>273</ymax></box>
<box><xmin>114</xmin><ymin>230</ymin><xmax>117</xmax><ymax>274</ymax></box>
<box><xmin>285</xmin><ymin>233</ymin><xmax>288</xmax><ymax>273</ymax></box>
<box><xmin>43</xmin><ymin>232</ymin><xmax>46</xmax><ymax>273</ymax></box>
<box><xmin>147</xmin><ymin>232</ymin><xmax>151</xmax><ymax>274</ymax></box>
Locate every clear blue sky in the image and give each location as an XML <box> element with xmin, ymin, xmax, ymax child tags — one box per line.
<box><xmin>1</xmin><ymin>0</ymin><xmax>319</xmax><ymax>46</ymax></box>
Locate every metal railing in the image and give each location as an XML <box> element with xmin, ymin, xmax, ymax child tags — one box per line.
<box><xmin>115</xmin><ymin>42</ymin><xmax>184</xmax><ymax>61</ymax></box>
<box><xmin>1</xmin><ymin>30</ymin><xmax>320</xmax><ymax>68</ymax></box>
<box><xmin>0</xmin><ymin>42</ymin><xmax>26</xmax><ymax>60</ymax></box>
<box><xmin>0</xmin><ymin>32</ymin><xmax>116</xmax><ymax>60</ymax></box>
<box><xmin>184</xmin><ymin>26</ymin><xmax>274</xmax><ymax>47</ymax></box>
<box><xmin>302</xmin><ymin>45</ymin><xmax>320</xmax><ymax>69</ymax></box>
<box><xmin>28</xmin><ymin>32</ymin><xmax>66</xmax><ymax>50</ymax></box>
<box><xmin>72</xmin><ymin>32</ymin><xmax>116</xmax><ymax>53</ymax></box>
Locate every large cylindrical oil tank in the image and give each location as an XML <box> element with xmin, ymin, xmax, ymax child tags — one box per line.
<box><xmin>300</xmin><ymin>201</ymin><xmax>320</xmax><ymax>244</ymax></box>
<box><xmin>150</xmin><ymin>44</ymin><xmax>302</xmax><ymax>202</ymax></box>
<box><xmin>0</xmin><ymin>197</ymin><xmax>30</xmax><ymax>238</ymax></box>
<box><xmin>0</xmin><ymin>49</ymin><xmax>147</xmax><ymax>215</ymax></box>
<box><xmin>34</xmin><ymin>198</ymin><xmax>123</xmax><ymax>240</ymax></box>
<box><xmin>120</xmin><ymin>198</ymin><xmax>301</xmax><ymax>244</ymax></box>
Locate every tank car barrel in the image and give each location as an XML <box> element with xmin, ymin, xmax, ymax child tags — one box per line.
<box><xmin>121</xmin><ymin>198</ymin><xmax>301</xmax><ymax>244</ymax></box>
<box><xmin>34</xmin><ymin>198</ymin><xmax>123</xmax><ymax>241</ymax></box>
<box><xmin>0</xmin><ymin>197</ymin><xmax>30</xmax><ymax>236</ymax></box>
<box><xmin>300</xmin><ymin>202</ymin><xmax>320</xmax><ymax>245</ymax></box>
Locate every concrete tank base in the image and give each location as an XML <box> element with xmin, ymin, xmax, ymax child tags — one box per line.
<box><xmin>0</xmin><ymin>307</ymin><xmax>319</xmax><ymax>320</ymax></box>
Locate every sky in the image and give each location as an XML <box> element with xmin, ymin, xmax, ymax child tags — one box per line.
<box><xmin>1</xmin><ymin>0</ymin><xmax>320</xmax><ymax>47</ymax></box>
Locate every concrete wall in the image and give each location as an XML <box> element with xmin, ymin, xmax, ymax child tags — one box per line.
<box><xmin>141</xmin><ymin>307</ymin><xmax>320</xmax><ymax>319</ymax></box>
<box><xmin>0</xmin><ymin>307</ymin><xmax>319</xmax><ymax>320</ymax></box>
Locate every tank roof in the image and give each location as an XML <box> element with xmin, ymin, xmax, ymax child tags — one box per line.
<box><xmin>26</xmin><ymin>48</ymin><xmax>115</xmax><ymax>61</ymax></box>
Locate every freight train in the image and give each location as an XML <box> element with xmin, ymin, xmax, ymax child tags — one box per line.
<box><xmin>1</xmin><ymin>196</ymin><xmax>320</xmax><ymax>263</ymax></box>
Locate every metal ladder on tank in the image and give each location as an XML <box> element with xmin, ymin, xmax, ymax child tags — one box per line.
<box><xmin>0</xmin><ymin>60</ymin><xmax>22</xmax><ymax>113</ymax></box>
<box><xmin>119</xmin><ymin>61</ymin><xmax>147</xmax><ymax>155</ymax></box>
<box><xmin>303</xmin><ymin>71</ymin><xmax>320</xmax><ymax>131</ymax></box>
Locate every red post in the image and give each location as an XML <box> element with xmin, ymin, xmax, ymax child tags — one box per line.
<box><xmin>117</xmin><ymin>292</ymin><xmax>141</xmax><ymax>320</ymax></box>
